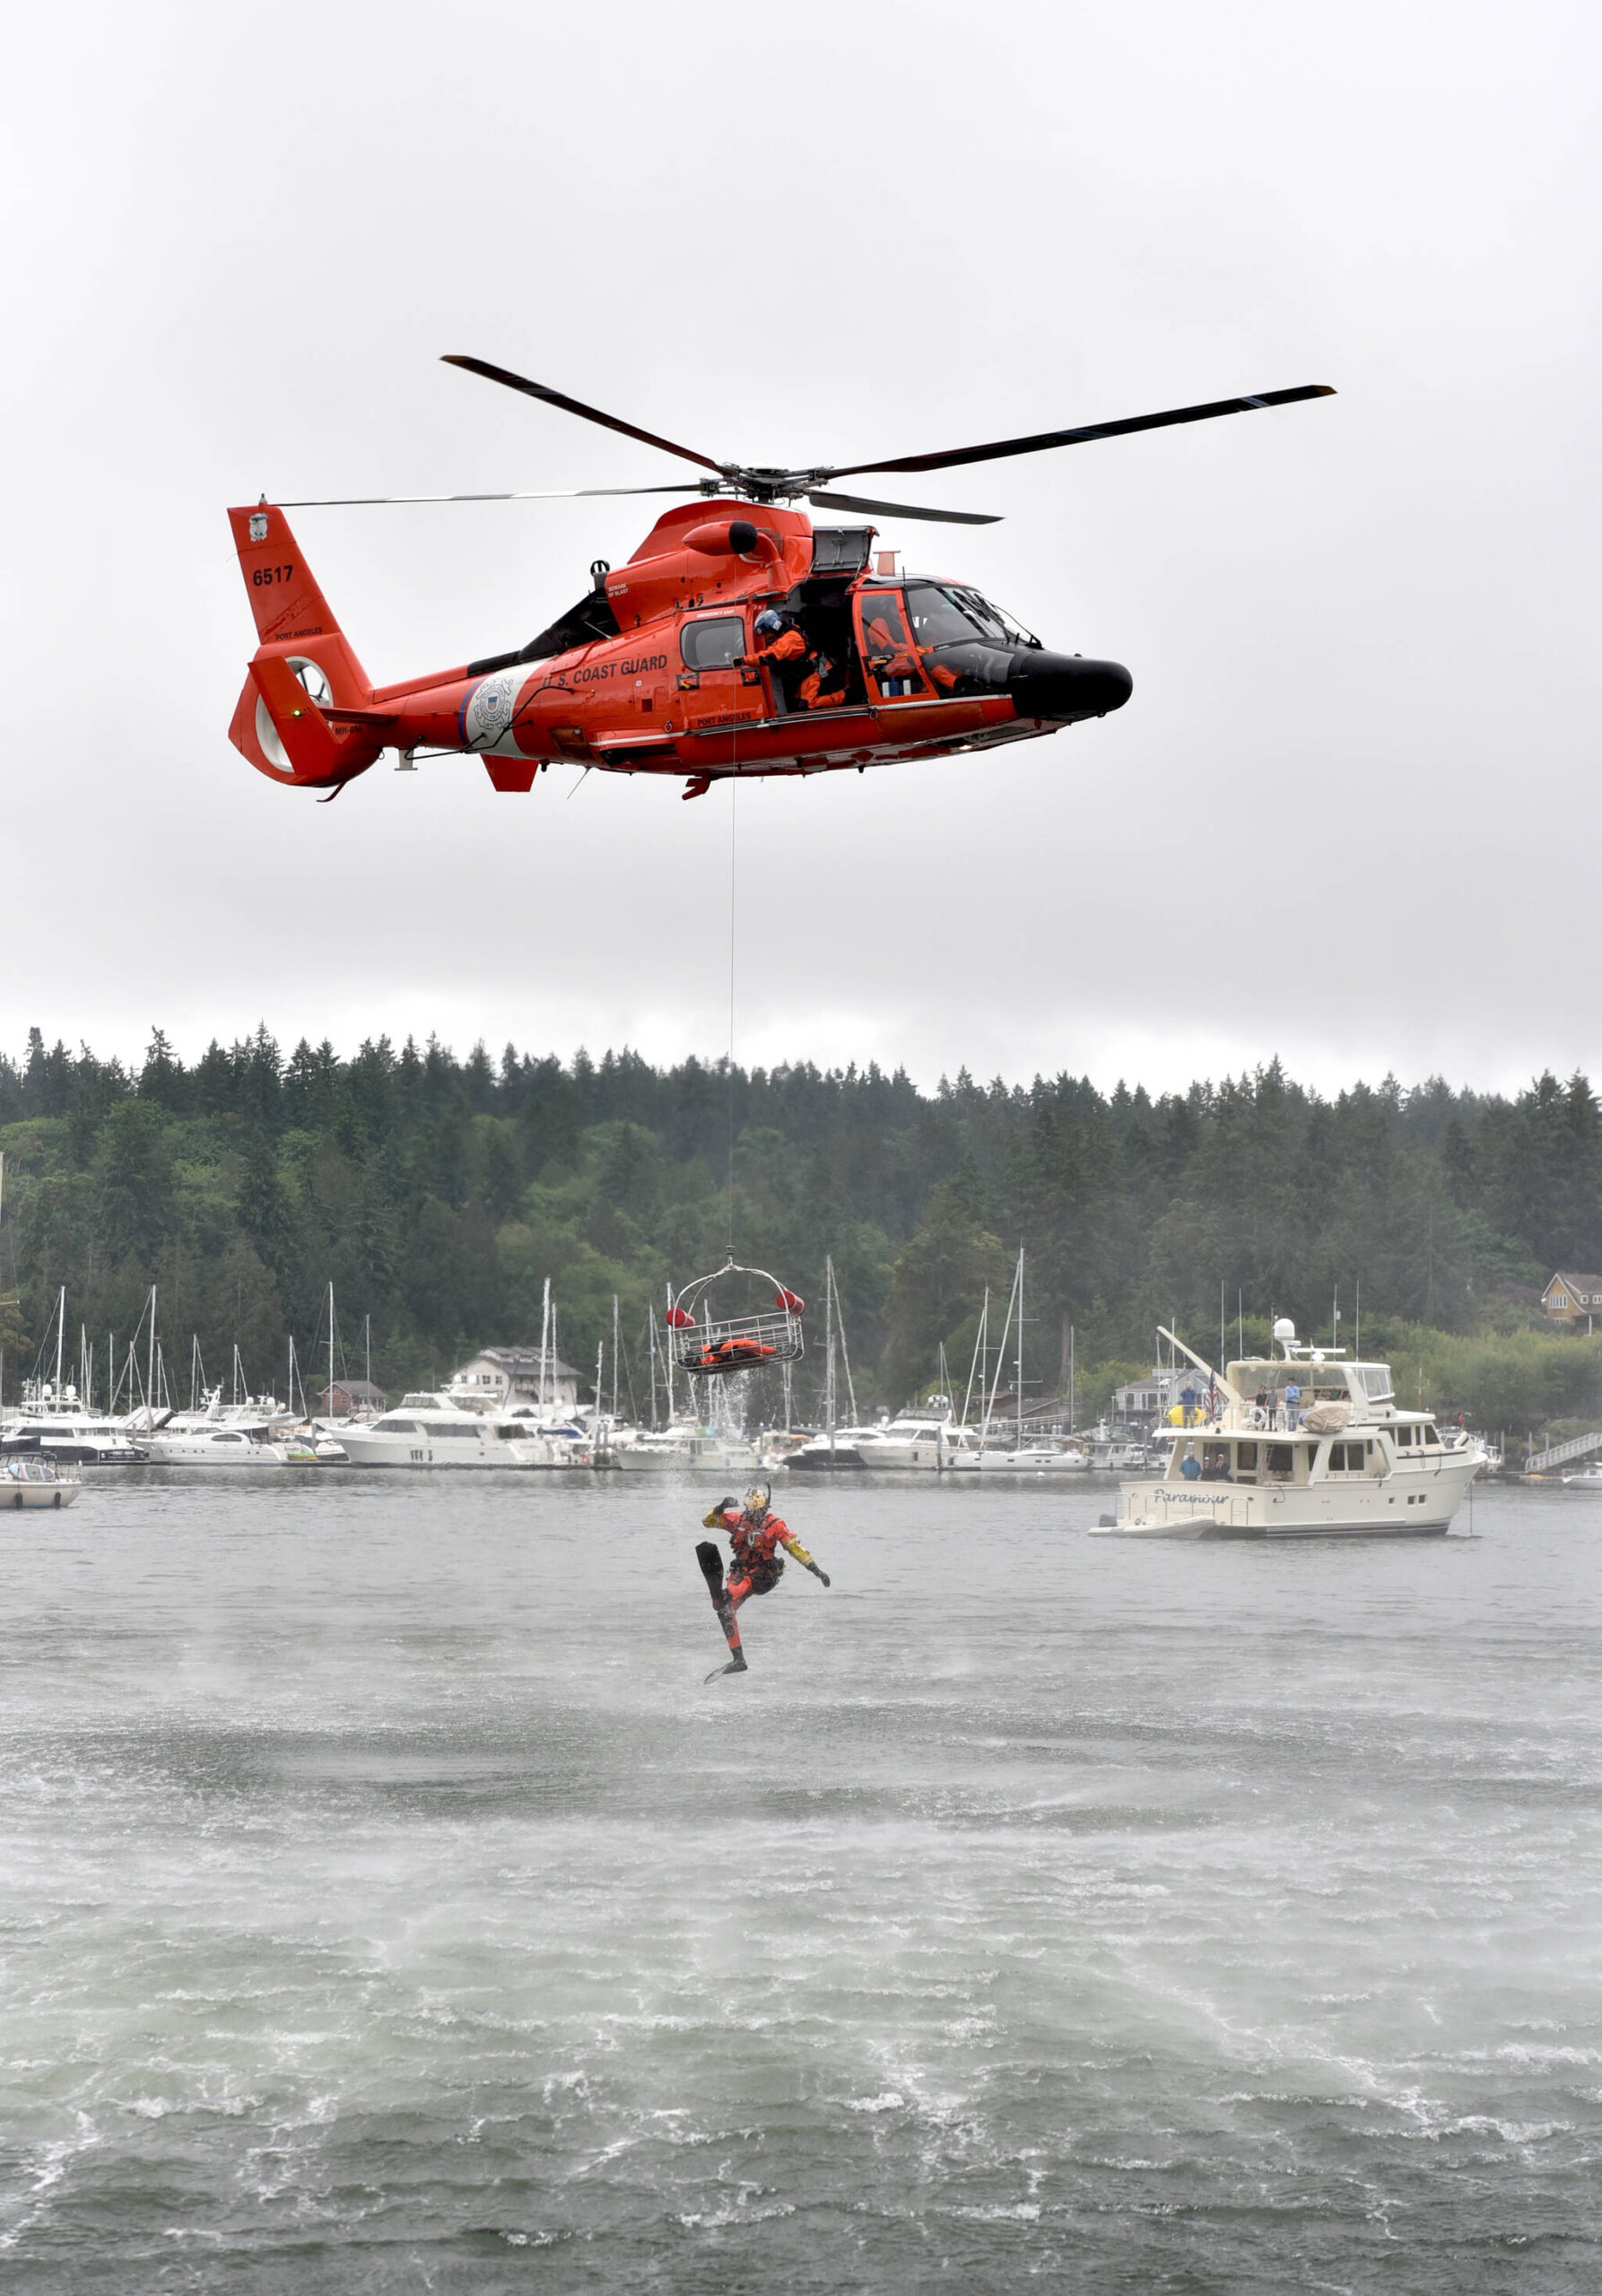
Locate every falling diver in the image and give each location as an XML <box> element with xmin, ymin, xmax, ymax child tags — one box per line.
<box><xmin>697</xmin><ymin>1483</ymin><xmax>831</xmax><ymax>1679</ymax></box>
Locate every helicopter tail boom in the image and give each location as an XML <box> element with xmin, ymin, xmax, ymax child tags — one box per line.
<box><xmin>227</xmin><ymin>502</ymin><xmax>378</xmax><ymax>786</ymax></box>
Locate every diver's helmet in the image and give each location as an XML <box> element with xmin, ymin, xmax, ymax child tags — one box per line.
<box><xmin>744</xmin><ymin>1483</ymin><xmax>771</xmax><ymax>1518</ymax></box>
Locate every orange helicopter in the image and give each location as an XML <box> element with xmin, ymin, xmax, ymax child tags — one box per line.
<box><xmin>227</xmin><ymin>360</ymin><xmax>1333</xmax><ymax>800</ymax></box>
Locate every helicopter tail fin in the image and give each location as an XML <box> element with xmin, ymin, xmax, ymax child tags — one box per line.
<box><xmin>227</xmin><ymin>502</ymin><xmax>376</xmax><ymax>784</ymax></box>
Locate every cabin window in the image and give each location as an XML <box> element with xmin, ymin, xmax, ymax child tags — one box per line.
<box><xmin>681</xmin><ymin>616</ymin><xmax>745</xmax><ymax>671</ymax></box>
<box><xmin>1236</xmin><ymin>1441</ymin><xmax>1258</xmax><ymax>1472</ymax></box>
<box><xmin>1424</xmin><ymin>1423</ymin><xmax>1440</xmax><ymax>1445</ymax></box>
<box><xmin>1266</xmin><ymin>1444</ymin><xmax>1293</xmax><ymax>1477</ymax></box>
<box><xmin>1200</xmin><ymin>1444</ymin><xmax>1231</xmax><ymax>1480</ymax></box>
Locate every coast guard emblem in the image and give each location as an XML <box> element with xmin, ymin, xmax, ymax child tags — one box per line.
<box><xmin>248</xmin><ymin>513</ymin><xmax>269</xmax><ymax>542</ymax></box>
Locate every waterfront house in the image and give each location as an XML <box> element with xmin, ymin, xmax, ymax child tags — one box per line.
<box><xmin>1541</xmin><ymin>1273</ymin><xmax>1602</xmax><ymax>1331</ymax></box>
<box><xmin>318</xmin><ymin>1378</ymin><xmax>387</xmax><ymax>1417</ymax></box>
<box><xmin>448</xmin><ymin>1345</ymin><xmax>580</xmax><ymax>1412</ymax></box>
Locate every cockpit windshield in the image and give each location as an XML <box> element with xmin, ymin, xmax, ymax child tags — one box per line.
<box><xmin>903</xmin><ymin>582</ymin><xmax>1039</xmax><ymax>650</ymax></box>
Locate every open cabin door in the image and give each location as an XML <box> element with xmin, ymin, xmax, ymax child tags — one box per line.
<box><xmin>854</xmin><ymin>587</ymin><xmax>934</xmax><ymax>704</ymax></box>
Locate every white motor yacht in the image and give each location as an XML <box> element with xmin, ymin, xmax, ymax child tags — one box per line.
<box><xmin>964</xmin><ymin>1440</ymin><xmax>1093</xmax><ymax>1473</ymax></box>
<box><xmin>860</xmin><ymin>1415</ymin><xmax>985</xmax><ymax>1470</ymax></box>
<box><xmin>337</xmin><ymin>1394</ymin><xmax>585</xmax><ymax>1469</ymax></box>
<box><xmin>144</xmin><ymin>1422</ymin><xmax>323</xmax><ymax>1465</ymax></box>
<box><xmin>1095</xmin><ymin>1322</ymin><xmax>1483</xmax><ymax>1537</ymax></box>
<box><xmin>1</xmin><ymin>1402</ymin><xmax>148</xmax><ymax>1465</ymax></box>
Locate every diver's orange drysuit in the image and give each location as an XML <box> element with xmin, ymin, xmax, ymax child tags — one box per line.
<box><xmin>695</xmin><ymin>1497</ymin><xmax>830</xmax><ymax>1674</ymax></box>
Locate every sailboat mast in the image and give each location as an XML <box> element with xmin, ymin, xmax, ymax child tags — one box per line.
<box><xmin>612</xmin><ymin>1293</ymin><xmax>620</xmax><ymax>1422</ymax></box>
<box><xmin>55</xmin><ymin>1284</ymin><xmax>65</xmax><ymax>1398</ymax></box>
<box><xmin>824</xmin><ymin>1255</ymin><xmax>836</xmax><ymax>1456</ymax></box>
<box><xmin>328</xmin><ymin>1282</ymin><xmax>336</xmax><ymax>1422</ymax></box>
<box><xmin>1015</xmin><ymin>1248</ymin><xmax>1024</xmax><ymax>1454</ymax></box>
<box><xmin>962</xmin><ymin>1289</ymin><xmax>988</xmax><ymax>1430</ymax></box>
<box><xmin>540</xmin><ymin>1277</ymin><xmax>552</xmax><ymax>1413</ymax></box>
<box><xmin>663</xmin><ymin>1282</ymin><xmax>675</xmax><ymax>1422</ymax></box>
<box><xmin>145</xmin><ymin>1286</ymin><xmax>156</xmax><ymax>1424</ymax></box>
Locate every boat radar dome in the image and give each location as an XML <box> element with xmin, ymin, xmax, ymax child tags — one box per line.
<box><xmin>1273</xmin><ymin>1318</ymin><xmax>1297</xmax><ymax>1356</ymax></box>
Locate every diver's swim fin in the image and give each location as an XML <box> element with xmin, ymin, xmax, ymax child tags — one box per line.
<box><xmin>696</xmin><ymin>1541</ymin><xmax>745</xmax><ymax>1672</ymax></box>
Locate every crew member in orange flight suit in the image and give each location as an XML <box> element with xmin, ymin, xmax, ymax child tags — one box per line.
<box><xmin>695</xmin><ymin>1484</ymin><xmax>830</xmax><ymax>1676</ymax></box>
<box><xmin>751</xmin><ymin>608</ymin><xmax>809</xmax><ymax>710</ymax></box>
<box><xmin>864</xmin><ymin>609</ymin><xmax>919</xmax><ymax>696</ymax></box>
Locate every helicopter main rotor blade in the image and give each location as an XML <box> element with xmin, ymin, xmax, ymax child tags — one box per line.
<box><xmin>274</xmin><ymin>484</ymin><xmax>711</xmax><ymax>507</ymax></box>
<box><xmin>820</xmin><ymin>384</ymin><xmax>1336</xmax><ymax>482</ymax></box>
<box><xmin>805</xmin><ymin>488</ymin><xmax>1000</xmax><ymax>526</ymax></box>
<box><xmin>442</xmin><ymin>356</ymin><xmax>726</xmax><ymax>476</ymax></box>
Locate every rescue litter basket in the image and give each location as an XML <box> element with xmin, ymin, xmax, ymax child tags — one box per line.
<box><xmin>666</xmin><ymin>1258</ymin><xmax>805</xmax><ymax>1378</ymax></box>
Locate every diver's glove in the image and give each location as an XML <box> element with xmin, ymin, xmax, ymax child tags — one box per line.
<box><xmin>702</xmin><ymin>1497</ymin><xmax>737</xmax><ymax>1528</ymax></box>
<box><xmin>809</xmin><ymin>1562</ymin><xmax>831</xmax><ymax>1587</ymax></box>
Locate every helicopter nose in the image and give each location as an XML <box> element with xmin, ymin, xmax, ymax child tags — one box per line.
<box><xmin>1008</xmin><ymin>650</ymin><xmax>1133</xmax><ymax>722</ymax></box>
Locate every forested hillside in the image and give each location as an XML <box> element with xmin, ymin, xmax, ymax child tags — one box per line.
<box><xmin>2</xmin><ymin>1025</ymin><xmax>1600</xmax><ymax>1431</ymax></box>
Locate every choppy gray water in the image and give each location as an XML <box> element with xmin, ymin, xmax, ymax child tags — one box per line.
<box><xmin>2</xmin><ymin>1470</ymin><xmax>1599</xmax><ymax>2291</ymax></box>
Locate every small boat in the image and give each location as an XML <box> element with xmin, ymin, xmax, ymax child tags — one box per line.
<box><xmin>2</xmin><ymin>1454</ymin><xmax>82</xmax><ymax>1509</ymax></box>
<box><xmin>1562</xmin><ymin>1460</ymin><xmax>1602</xmax><ymax>1487</ymax></box>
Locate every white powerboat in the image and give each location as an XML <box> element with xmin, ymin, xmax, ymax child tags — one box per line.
<box><xmin>2</xmin><ymin>1455</ymin><xmax>82</xmax><ymax>1509</ymax></box>
<box><xmin>784</xmin><ymin>1424</ymin><xmax>890</xmax><ymax>1471</ymax></box>
<box><xmin>612</xmin><ymin>1421</ymin><xmax>762</xmax><ymax>1475</ymax></box>
<box><xmin>1096</xmin><ymin>1322</ymin><xmax>1482</xmax><ymax>1538</ymax></box>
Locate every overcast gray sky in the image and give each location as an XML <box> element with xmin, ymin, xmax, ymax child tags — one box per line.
<box><xmin>4</xmin><ymin>0</ymin><xmax>1598</xmax><ymax>1097</ymax></box>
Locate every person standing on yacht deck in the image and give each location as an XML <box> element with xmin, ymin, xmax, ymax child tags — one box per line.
<box><xmin>1284</xmin><ymin>1378</ymin><xmax>1302</xmax><ymax>1431</ymax></box>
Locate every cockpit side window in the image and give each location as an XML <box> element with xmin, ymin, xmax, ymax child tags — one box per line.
<box><xmin>681</xmin><ymin>615</ymin><xmax>746</xmax><ymax>671</ymax></box>
<box><xmin>904</xmin><ymin>583</ymin><xmax>988</xmax><ymax>648</ymax></box>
